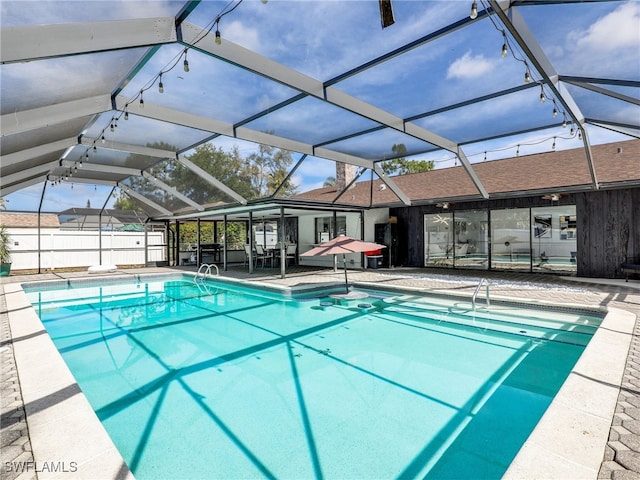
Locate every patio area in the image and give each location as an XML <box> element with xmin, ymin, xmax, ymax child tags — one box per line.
<box><xmin>1</xmin><ymin>265</ymin><xmax>639</xmax><ymax>479</ymax></box>
<box><xmin>2</xmin><ymin>1</ymin><xmax>638</xmax><ymax>477</ymax></box>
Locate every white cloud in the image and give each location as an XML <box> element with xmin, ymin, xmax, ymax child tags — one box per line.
<box><xmin>210</xmin><ymin>136</ymin><xmax>260</xmax><ymax>156</ymax></box>
<box><xmin>419</xmin><ymin>88</ymin><xmax>536</xmax><ymax>136</ymax></box>
<box><xmin>224</xmin><ymin>20</ymin><xmax>261</xmax><ymax>52</ymax></box>
<box><xmin>1</xmin><ymin>0</ymin><xmax>181</xmax><ymax>27</ymax></box>
<box><xmin>446</xmin><ymin>52</ymin><xmax>495</xmax><ymax>80</ymax></box>
<box><xmin>556</xmin><ymin>1</ymin><xmax>639</xmax><ymax>76</ymax></box>
<box><xmin>571</xmin><ymin>1</ymin><xmax>640</xmax><ymax>52</ymax></box>
<box><xmin>399</xmin><ymin>2</ymin><xmax>463</xmax><ymax>42</ymax></box>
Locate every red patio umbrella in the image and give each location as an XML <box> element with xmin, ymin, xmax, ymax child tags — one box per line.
<box><xmin>300</xmin><ymin>235</ymin><xmax>386</xmax><ymax>293</ymax></box>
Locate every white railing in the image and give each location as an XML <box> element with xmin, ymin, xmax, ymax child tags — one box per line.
<box><xmin>194</xmin><ymin>263</ymin><xmax>219</xmax><ymax>295</ymax></box>
<box><xmin>472</xmin><ymin>278</ymin><xmax>490</xmax><ymax>310</ymax></box>
<box><xmin>196</xmin><ymin>263</ymin><xmax>219</xmax><ymax>279</ymax></box>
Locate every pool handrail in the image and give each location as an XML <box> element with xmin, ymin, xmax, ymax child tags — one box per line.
<box><xmin>472</xmin><ymin>278</ymin><xmax>490</xmax><ymax>310</ymax></box>
<box><xmin>195</xmin><ymin>264</ymin><xmax>219</xmax><ymax>295</ymax></box>
<box><xmin>196</xmin><ymin>263</ymin><xmax>219</xmax><ymax>279</ymax></box>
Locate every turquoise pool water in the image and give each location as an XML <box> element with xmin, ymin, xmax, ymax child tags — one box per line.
<box><xmin>25</xmin><ymin>276</ymin><xmax>602</xmax><ymax>479</ymax></box>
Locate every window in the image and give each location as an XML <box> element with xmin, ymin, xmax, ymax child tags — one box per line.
<box><xmin>532</xmin><ymin>206</ymin><xmax>577</xmax><ymax>273</ymax></box>
<box><xmin>315</xmin><ymin>216</ymin><xmax>346</xmax><ymax>244</ymax></box>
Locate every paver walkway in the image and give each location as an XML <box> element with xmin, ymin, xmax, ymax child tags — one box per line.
<box><xmin>1</xmin><ymin>266</ymin><xmax>639</xmax><ymax>479</ymax></box>
<box><xmin>1</xmin><ymin>283</ymin><xmax>36</xmax><ymax>480</ymax></box>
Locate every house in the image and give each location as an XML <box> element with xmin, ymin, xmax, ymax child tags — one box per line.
<box><xmin>295</xmin><ymin>139</ymin><xmax>640</xmax><ymax>278</ymax></box>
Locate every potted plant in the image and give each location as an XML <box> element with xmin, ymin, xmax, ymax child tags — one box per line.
<box><xmin>0</xmin><ymin>223</ymin><xmax>11</xmax><ymax>276</ymax></box>
<box><xmin>0</xmin><ymin>197</ymin><xmax>10</xmax><ymax>276</ymax></box>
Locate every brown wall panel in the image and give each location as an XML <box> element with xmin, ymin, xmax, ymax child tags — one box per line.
<box><xmin>393</xmin><ymin>187</ymin><xmax>639</xmax><ymax>278</ymax></box>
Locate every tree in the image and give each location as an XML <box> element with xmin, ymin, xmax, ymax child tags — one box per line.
<box><xmin>113</xmin><ymin>142</ymin><xmax>245</xmax><ymax>211</ymax></box>
<box><xmin>113</xmin><ymin>141</ymin><xmax>180</xmax><ymax>212</ymax></box>
<box><xmin>243</xmin><ymin>142</ymin><xmax>298</xmax><ymax>198</ymax></box>
<box><xmin>181</xmin><ymin>144</ymin><xmax>255</xmax><ymax>202</ymax></box>
<box><xmin>114</xmin><ymin>139</ymin><xmax>298</xmax><ymax>211</ymax></box>
<box><xmin>323</xmin><ymin>176</ymin><xmax>336</xmax><ymax>187</ymax></box>
<box><xmin>177</xmin><ymin>221</ymin><xmax>246</xmax><ymax>250</ymax></box>
<box><xmin>113</xmin><ymin>194</ymin><xmax>140</xmax><ymax>211</ymax></box>
<box><xmin>381</xmin><ymin>143</ymin><xmax>435</xmax><ymax>176</ymax></box>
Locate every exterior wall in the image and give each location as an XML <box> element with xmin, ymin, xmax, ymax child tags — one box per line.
<box><xmin>391</xmin><ymin>187</ymin><xmax>640</xmax><ymax>278</ymax></box>
<box><xmin>364</xmin><ymin>208</ymin><xmax>390</xmax><ymax>243</ymax></box>
<box><xmin>298</xmin><ymin>212</ymin><xmax>364</xmax><ymax>268</ymax></box>
<box><xmin>6</xmin><ymin>228</ymin><xmax>166</xmax><ymax>271</ymax></box>
<box><xmin>576</xmin><ymin>188</ymin><xmax>640</xmax><ymax>278</ymax></box>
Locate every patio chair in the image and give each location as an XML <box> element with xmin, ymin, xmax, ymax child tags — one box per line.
<box><xmin>285</xmin><ymin>243</ymin><xmax>297</xmax><ymax>266</ymax></box>
<box><xmin>243</xmin><ymin>244</ymin><xmax>254</xmax><ymax>267</ymax></box>
<box><xmin>621</xmin><ymin>258</ymin><xmax>640</xmax><ymax>282</ymax></box>
<box><xmin>255</xmin><ymin>244</ymin><xmax>272</xmax><ymax>268</ymax></box>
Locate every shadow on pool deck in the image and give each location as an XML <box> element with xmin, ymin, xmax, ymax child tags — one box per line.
<box><xmin>1</xmin><ymin>266</ymin><xmax>639</xmax><ymax>479</ymax></box>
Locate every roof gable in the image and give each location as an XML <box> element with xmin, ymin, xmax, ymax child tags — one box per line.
<box><xmin>0</xmin><ymin>212</ymin><xmax>60</xmax><ymax>228</ymax></box>
<box><xmin>295</xmin><ymin>139</ymin><xmax>640</xmax><ymax>206</ymax></box>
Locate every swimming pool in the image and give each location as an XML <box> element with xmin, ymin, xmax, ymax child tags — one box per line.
<box><xmin>24</xmin><ymin>274</ymin><xmax>603</xmax><ymax>479</ymax></box>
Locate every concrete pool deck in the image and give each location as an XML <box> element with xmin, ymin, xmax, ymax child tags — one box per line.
<box><xmin>1</xmin><ymin>266</ymin><xmax>639</xmax><ymax>479</ymax></box>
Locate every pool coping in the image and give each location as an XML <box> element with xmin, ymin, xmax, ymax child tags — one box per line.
<box><xmin>6</xmin><ymin>273</ymin><xmax>634</xmax><ymax>479</ymax></box>
<box><xmin>505</xmin><ymin>306</ymin><xmax>634</xmax><ymax>479</ymax></box>
<box><xmin>4</xmin><ymin>281</ymin><xmax>134</xmax><ymax>480</ymax></box>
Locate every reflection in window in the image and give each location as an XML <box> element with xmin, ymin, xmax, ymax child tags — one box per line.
<box><xmin>424</xmin><ymin>213</ymin><xmax>453</xmax><ymax>267</ymax></box>
<box><xmin>491</xmin><ymin>208</ymin><xmax>531</xmax><ymax>272</ymax></box>
<box><xmin>559</xmin><ymin>214</ymin><xmax>577</xmax><ymax>240</ymax></box>
<box><xmin>423</xmin><ymin>206</ymin><xmax>578</xmax><ymax>274</ymax></box>
<box><xmin>424</xmin><ymin>210</ymin><xmax>488</xmax><ymax>269</ymax></box>
<box><xmin>532</xmin><ymin>206</ymin><xmax>577</xmax><ymax>273</ymax></box>
<box><xmin>253</xmin><ymin>221</ymin><xmax>278</xmax><ymax>248</ymax></box>
<box><xmin>453</xmin><ymin>210</ymin><xmax>488</xmax><ymax>270</ymax></box>
<box><xmin>315</xmin><ymin>217</ymin><xmax>346</xmax><ymax>244</ymax></box>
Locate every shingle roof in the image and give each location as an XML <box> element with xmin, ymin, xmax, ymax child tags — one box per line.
<box><xmin>0</xmin><ymin>212</ymin><xmax>60</xmax><ymax>228</ymax></box>
<box><xmin>294</xmin><ymin>139</ymin><xmax>640</xmax><ymax>206</ymax></box>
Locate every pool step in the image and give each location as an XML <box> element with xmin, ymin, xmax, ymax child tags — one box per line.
<box><xmin>381</xmin><ymin>296</ymin><xmax>600</xmax><ymax>332</ymax></box>
<box><xmin>378</xmin><ymin>299</ymin><xmax>597</xmax><ymax>346</ymax></box>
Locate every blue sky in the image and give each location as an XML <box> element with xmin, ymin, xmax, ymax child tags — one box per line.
<box><xmin>2</xmin><ymin>0</ymin><xmax>638</xmax><ymax>212</ymax></box>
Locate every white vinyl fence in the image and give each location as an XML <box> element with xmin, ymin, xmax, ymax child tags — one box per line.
<box><xmin>6</xmin><ymin>228</ymin><xmax>166</xmax><ymax>271</ymax></box>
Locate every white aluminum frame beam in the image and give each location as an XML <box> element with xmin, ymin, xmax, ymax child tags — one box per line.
<box><xmin>79</xmin><ymin>137</ymin><xmax>176</xmax><ymax>159</ymax></box>
<box><xmin>561</xmin><ymin>78</ymin><xmax>640</xmax><ymax>107</ymax></box>
<box><xmin>80</xmin><ymin>137</ymin><xmax>245</xmax><ymax>209</ymax></box>
<box><xmin>178</xmin><ymin>22</ymin><xmax>488</xmax><ymax>199</ymax></box>
<box><xmin>117</xmin><ymin>97</ymin><xmax>376</xmax><ymax>170</ymax></box>
<box><xmin>372</xmin><ymin>164</ymin><xmax>412</xmax><ymax>205</ymax></box>
<box><xmin>490</xmin><ymin>0</ymin><xmax>599</xmax><ymax>189</ymax></box>
<box><xmin>0</xmin><ymin>18</ymin><xmax>176</xmax><ymax>64</ymax></box>
<box><xmin>0</xmin><ymin>175</ymin><xmax>47</xmax><ymax>197</ymax></box>
<box><xmin>1</xmin><ymin>95</ymin><xmax>111</xmax><ymax>137</ymax></box>
<box><xmin>117</xmin><ymin>97</ymin><xmax>396</xmax><ymax>202</ymax></box>
<box><xmin>55</xmin><ymin>178</ymin><xmax>116</xmax><ymax>187</ymax></box>
<box><xmin>1</xmin><ymin>137</ymin><xmax>77</xmax><ymax>168</ymax></box>
<box><xmin>114</xmin><ymin>98</ymin><xmax>235</xmax><ymax>137</ymax></box>
<box><xmin>589</xmin><ymin>121</ymin><xmax>640</xmax><ymax>139</ymax></box>
<box><xmin>142</xmin><ymin>171</ymin><xmax>204</xmax><ymax>211</ymax></box>
<box><xmin>179</xmin><ymin>23</ymin><xmax>452</xmax><ymax>150</ymax></box>
<box><xmin>116</xmin><ymin>183</ymin><xmax>172</xmax><ymax>216</ymax></box>
<box><xmin>58</xmin><ymin>162</ymin><xmax>207</xmax><ymax>213</ymax></box>
<box><xmin>237</xmin><ymin>128</ymin><xmax>374</xmax><ymax>169</ymax></box>
<box><xmin>176</xmin><ymin>155</ymin><xmax>248</xmax><ymax>205</ymax></box>
<box><xmin>2</xmin><ymin>161</ymin><xmax>59</xmax><ymax>186</ymax></box>
<box><xmin>61</xmin><ymin>161</ymin><xmax>139</xmax><ymax>177</ymax></box>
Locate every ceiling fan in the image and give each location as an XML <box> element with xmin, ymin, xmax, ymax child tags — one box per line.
<box><xmin>541</xmin><ymin>193</ymin><xmax>566</xmax><ymax>202</ymax></box>
<box><xmin>436</xmin><ymin>202</ymin><xmax>454</xmax><ymax>209</ymax></box>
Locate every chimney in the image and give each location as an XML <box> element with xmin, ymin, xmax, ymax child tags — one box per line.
<box><xmin>335</xmin><ymin>162</ymin><xmax>356</xmax><ymax>190</ymax></box>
